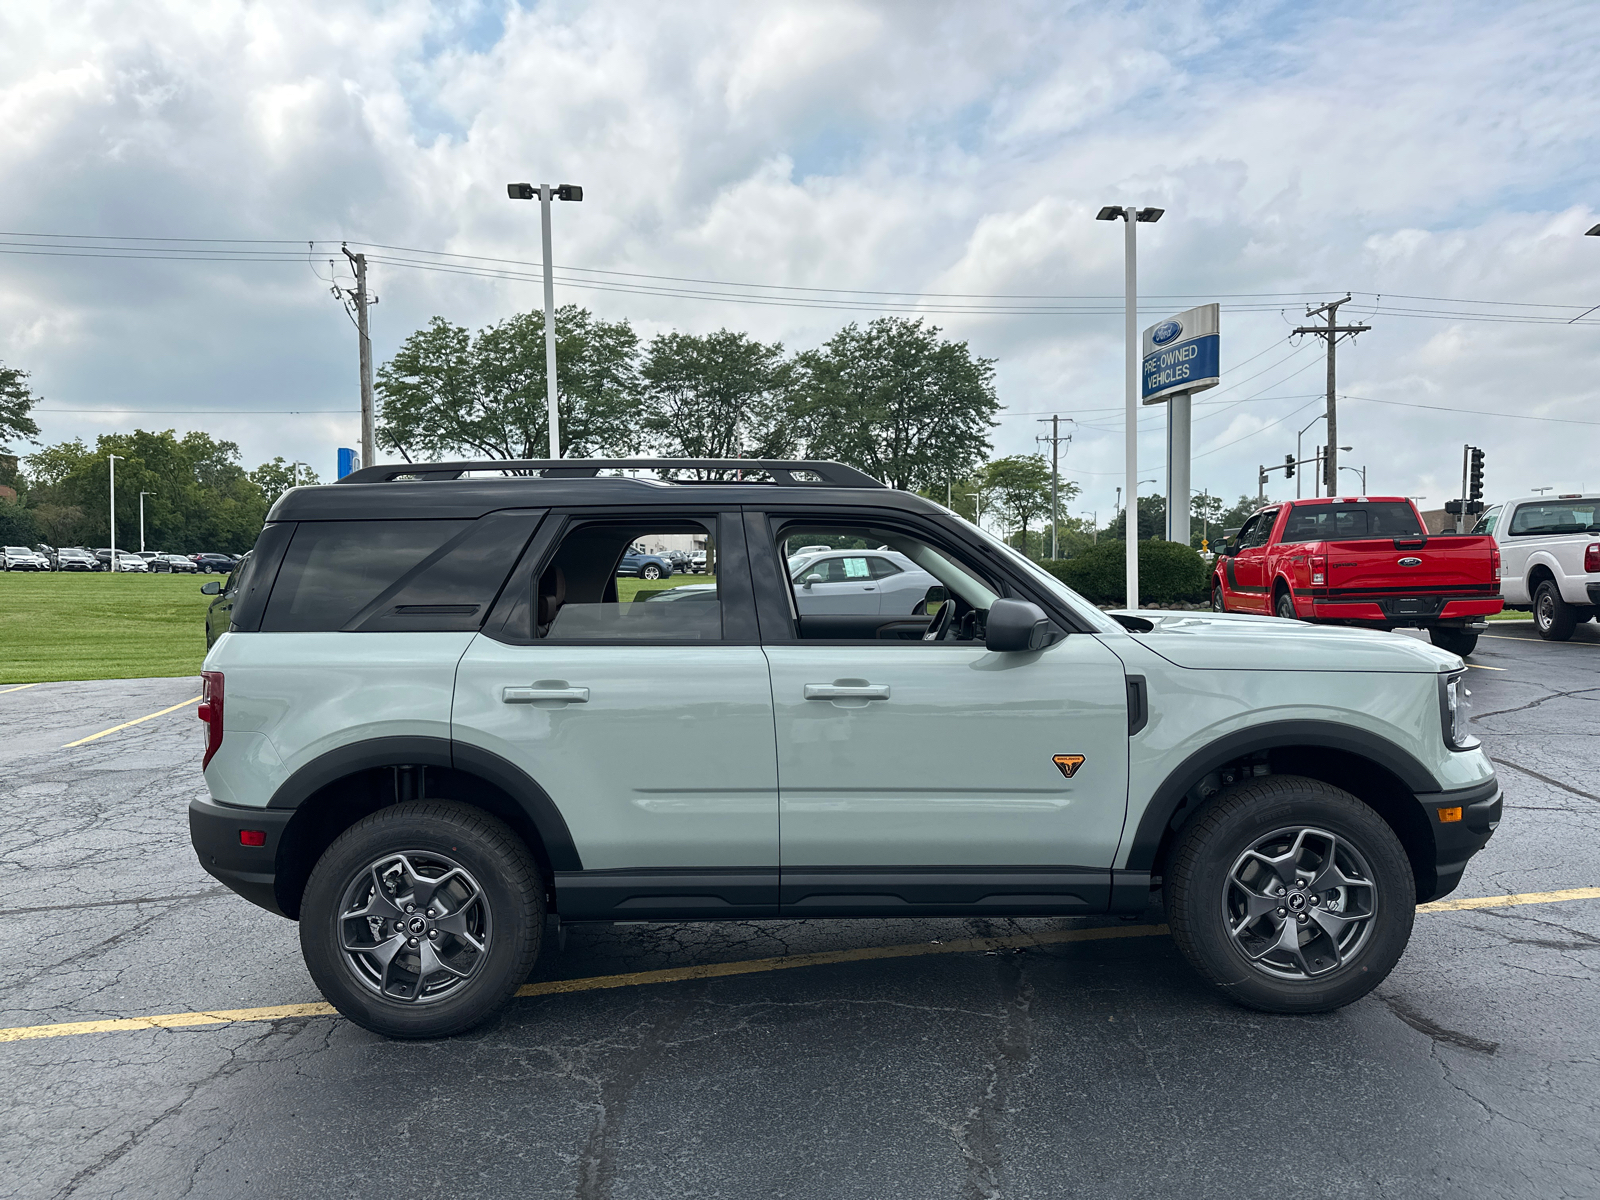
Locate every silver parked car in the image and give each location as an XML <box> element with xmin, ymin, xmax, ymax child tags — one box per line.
<box><xmin>788</xmin><ymin>548</ymin><xmax>941</xmax><ymax>616</ymax></box>
<box><xmin>2</xmin><ymin>545</ymin><xmax>50</xmax><ymax>571</ymax></box>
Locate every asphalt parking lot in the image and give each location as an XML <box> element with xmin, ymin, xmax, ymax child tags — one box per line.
<box><xmin>3</xmin><ymin>620</ymin><xmax>1598</xmax><ymax>1200</ymax></box>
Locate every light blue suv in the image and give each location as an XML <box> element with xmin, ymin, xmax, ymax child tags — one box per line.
<box><xmin>190</xmin><ymin>458</ymin><xmax>1500</xmax><ymax>1038</ymax></box>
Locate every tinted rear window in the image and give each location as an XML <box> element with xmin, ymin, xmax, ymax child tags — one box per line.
<box><xmin>262</xmin><ymin>520</ymin><xmax>471</xmax><ymax>632</ymax></box>
<box><xmin>1279</xmin><ymin>503</ymin><xmax>1423</xmax><ymax>544</ymax></box>
<box><xmin>1507</xmin><ymin>501</ymin><xmax>1600</xmax><ymax>536</ymax></box>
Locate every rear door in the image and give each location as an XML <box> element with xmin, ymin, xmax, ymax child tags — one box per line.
<box><xmin>452</xmin><ymin>509</ymin><xmax>780</xmax><ymax>919</ymax></box>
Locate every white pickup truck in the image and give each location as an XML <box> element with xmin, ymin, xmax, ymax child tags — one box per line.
<box><xmin>1476</xmin><ymin>493</ymin><xmax>1600</xmax><ymax>639</ymax></box>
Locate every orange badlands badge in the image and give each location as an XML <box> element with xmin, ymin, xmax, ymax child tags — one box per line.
<box><xmin>1052</xmin><ymin>754</ymin><xmax>1086</xmax><ymax>779</ymax></box>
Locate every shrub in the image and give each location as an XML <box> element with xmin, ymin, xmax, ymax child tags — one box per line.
<box><xmin>1043</xmin><ymin>539</ymin><xmax>1209</xmax><ymax>605</ymax></box>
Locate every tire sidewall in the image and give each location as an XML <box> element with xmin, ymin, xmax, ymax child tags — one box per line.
<box><xmin>300</xmin><ymin>802</ymin><xmax>543</xmax><ymax>1038</ymax></box>
<box><xmin>1166</xmin><ymin>780</ymin><xmax>1415</xmax><ymax>1013</ymax></box>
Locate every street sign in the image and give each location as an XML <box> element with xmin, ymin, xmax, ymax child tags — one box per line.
<box><xmin>1142</xmin><ymin>302</ymin><xmax>1220</xmax><ymax>405</ymax></box>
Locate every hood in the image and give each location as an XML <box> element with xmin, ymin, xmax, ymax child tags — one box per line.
<box><xmin>1107</xmin><ymin>610</ymin><xmax>1459</xmax><ymax>673</ymax></box>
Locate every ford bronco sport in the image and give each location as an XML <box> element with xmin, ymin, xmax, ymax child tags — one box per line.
<box><xmin>190</xmin><ymin>459</ymin><xmax>1500</xmax><ymax>1038</ymax></box>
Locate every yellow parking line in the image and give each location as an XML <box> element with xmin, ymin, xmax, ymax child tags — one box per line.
<box><xmin>1465</xmin><ymin>663</ymin><xmax>1506</xmax><ymax>671</ymax></box>
<box><xmin>61</xmin><ymin>696</ymin><xmax>201</xmax><ymax>748</ymax></box>
<box><xmin>3</xmin><ymin>887</ymin><xmax>1597</xmax><ymax>1044</ymax></box>
<box><xmin>0</xmin><ymin>683</ymin><xmax>37</xmax><ymax>695</ymax></box>
<box><xmin>1483</xmin><ymin>634</ymin><xmax>1600</xmax><ymax>648</ymax></box>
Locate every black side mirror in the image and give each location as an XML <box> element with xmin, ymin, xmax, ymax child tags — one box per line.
<box><xmin>200</xmin><ymin>581</ymin><xmax>221</xmax><ymax>595</ymax></box>
<box><xmin>922</xmin><ymin>584</ymin><xmax>948</xmax><ymax>615</ymax></box>
<box><xmin>985</xmin><ymin>598</ymin><xmax>1058</xmax><ymax>652</ymax></box>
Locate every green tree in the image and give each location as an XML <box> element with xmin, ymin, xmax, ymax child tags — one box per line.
<box><xmin>1190</xmin><ymin>492</ymin><xmax>1226</xmax><ymax>550</ymax></box>
<box><xmin>979</xmin><ymin>454</ymin><xmax>1079</xmax><ymax>558</ymax></box>
<box><xmin>0</xmin><ymin>361</ymin><xmax>40</xmax><ymax>453</ymax></box>
<box><xmin>249</xmin><ymin>457</ymin><xmax>321</xmax><ymax>504</ymax></box>
<box><xmin>1102</xmin><ymin>493</ymin><xmax>1167</xmax><ymax>542</ymax></box>
<box><xmin>640</xmin><ymin>330</ymin><xmax>794</xmax><ymax>473</ymax></box>
<box><xmin>789</xmin><ymin>317</ymin><xmax>997</xmax><ymax>490</ymax></box>
<box><xmin>1219</xmin><ymin>493</ymin><xmax>1265</xmax><ymax>535</ymax></box>
<box><xmin>377</xmin><ymin>306</ymin><xmax>641</xmax><ymax>462</ymax></box>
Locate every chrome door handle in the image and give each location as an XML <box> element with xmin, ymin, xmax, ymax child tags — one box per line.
<box><xmin>503</xmin><ymin>684</ymin><xmax>590</xmax><ymax>704</ymax></box>
<box><xmin>803</xmin><ymin>683</ymin><xmax>890</xmax><ymax>701</ymax></box>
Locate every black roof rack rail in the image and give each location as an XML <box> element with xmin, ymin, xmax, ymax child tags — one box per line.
<box><xmin>335</xmin><ymin>458</ymin><xmax>886</xmax><ymax>489</ymax></box>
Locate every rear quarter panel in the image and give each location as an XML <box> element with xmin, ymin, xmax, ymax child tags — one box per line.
<box><xmin>200</xmin><ymin>631</ymin><xmax>475</xmax><ymax>809</ymax></box>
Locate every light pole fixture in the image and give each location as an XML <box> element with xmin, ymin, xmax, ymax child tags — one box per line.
<box><xmin>1097</xmin><ymin>203</ymin><xmax>1163</xmax><ymax>608</ymax></box>
<box><xmin>138</xmin><ymin>491</ymin><xmax>156</xmax><ymax>552</ymax></box>
<box><xmin>1338</xmin><ymin>464</ymin><xmax>1367</xmax><ymax>494</ymax></box>
<box><xmin>1296</xmin><ymin>414</ymin><xmax>1327</xmax><ymax>499</ymax></box>
<box><xmin>1531</xmin><ymin>486</ymin><xmax>1554</xmax><ymax>495</ymax></box>
<box><xmin>1080</xmin><ymin>511</ymin><xmax>1098</xmax><ymax>543</ymax></box>
<box><xmin>508</xmin><ymin>181</ymin><xmax>584</xmax><ymax>460</ymax></box>
<box><xmin>107</xmin><ymin>454</ymin><xmax>123</xmax><ymax>575</ymax></box>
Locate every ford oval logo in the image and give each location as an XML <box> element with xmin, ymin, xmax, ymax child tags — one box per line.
<box><xmin>1398</xmin><ymin>557</ymin><xmax>1422</xmax><ymax>567</ymax></box>
<box><xmin>1151</xmin><ymin>319</ymin><xmax>1183</xmax><ymax>346</ymax></box>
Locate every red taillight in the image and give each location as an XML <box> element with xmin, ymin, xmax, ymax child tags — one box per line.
<box><xmin>239</xmin><ymin>829</ymin><xmax>266</xmax><ymax>847</ymax></box>
<box><xmin>1310</xmin><ymin>555</ymin><xmax>1327</xmax><ymax>586</ymax></box>
<box><xmin>1491</xmin><ymin>546</ymin><xmax>1502</xmax><ymax>581</ymax></box>
<box><xmin>199</xmin><ymin>670</ymin><xmax>224</xmax><ymax>769</ymax></box>
<box><xmin>1586</xmin><ymin>543</ymin><xmax>1600</xmax><ymax>574</ymax></box>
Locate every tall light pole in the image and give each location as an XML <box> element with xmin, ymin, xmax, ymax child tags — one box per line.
<box><xmin>138</xmin><ymin>491</ymin><xmax>156</xmax><ymax>551</ymax></box>
<box><xmin>107</xmin><ymin>454</ymin><xmax>123</xmax><ymax>574</ymax></box>
<box><xmin>1097</xmin><ymin>203</ymin><xmax>1163</xmax><ymax>609</ymax></box>
<box><xmin>1339</xmin><ymin>464</ymin><xmax>1367</xmax><ymax>493</ymax></box>
<box><xmin>1296</xmin><ymin>414</ymin><xmax>1327</xmax><ymax>499</ymax></box>
<box><xmin>508</xmin><ymin>181</ymin><xmax>584</xmax><ymax>459</ymax></box>
<box><xmin>1080</xmin><ymin>511</ymin><xmax>1098</xmax><ymax>544</ymax></box>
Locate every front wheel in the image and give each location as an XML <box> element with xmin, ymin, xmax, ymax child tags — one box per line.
<box><xmin>1164</xmin><ymin>776</ymin><xmax>1415</xmax><ymax>1013</ymax></box>
<box><xmin>640</xmin><ymin>564</ymin><xmax>662</xmax><ymax>580</ymax></box>
<box><xmin>300</xmin><ymin>800</ymin><xmax>545</xmax><ymax>1039</ymax></box>
<box><xmin>1212</xmin><ymin>582</ymin><xmax>1226</xmax><ymax>613</ymax></box>
<box><xmin>1429</xmin><ymin>627</ymin><xmax>1479</xmax><ymax>656</ymax></box>
<box><xmin>1534</xmin><ymin>580</ymin><xmax>1577</xmax><ymax>641</ymax></box>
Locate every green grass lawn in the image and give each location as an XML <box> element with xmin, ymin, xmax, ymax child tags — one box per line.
<box><xmin>0</xmin><ymin>570</ymin><xmax>716</xmax><ymax>684</ymax></box>
<box><xmin>0</xmin><ymin>571</ymin><xmax>216</xmax><ymax>683</ymax></box>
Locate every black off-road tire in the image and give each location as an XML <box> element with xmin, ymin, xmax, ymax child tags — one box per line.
<box><xmin>1428</xmin><ymin>627</ymin><xmax>1479</xmax><ymax>657</ymax></box>
<box><xmin>1274</xmin><ymin>588</ymin><xmax>1297</xmax><ymax>620</ymax></box>
<box><xmin>300</xmin><ymin>800</ymin><xmax>544</xmax><ymax>1039</ymax></box>
<box><xmin>1164</xmin><ymin>775</ymin><xmax>1415</xmax><ymax>1014</ymax></box>
<box><xmin>1212</xmin><ymin>582</ymin><xmax>1226</xmax><ymax>612</ymax></box>
<box><xmin>1534</xmin><ymin>580</ymin><xmax>1577</xmax><ymax>641</ymax></box>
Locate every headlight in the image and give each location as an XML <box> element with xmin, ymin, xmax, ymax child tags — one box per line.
<box><xmin>1439</xmin><ymin>670</ymin><xmax>1478</xmax><ymax>751</ymax></box>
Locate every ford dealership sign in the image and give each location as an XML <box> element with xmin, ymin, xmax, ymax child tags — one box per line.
<box><xmin>1142</xmin><ymin>303</ymin><xmax>1220</xmax><ymax>404</ymax></box>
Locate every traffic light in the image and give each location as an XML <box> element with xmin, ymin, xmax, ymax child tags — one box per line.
<box><xmin>1284</xmin><ymin>453</ymin><xmax>1295</xmax><ymax>479</ymax></box>
<box><xmin>1468</xmin><ymin>447</ymin><xmax>1484</xmax><ymax>502</ymax></box>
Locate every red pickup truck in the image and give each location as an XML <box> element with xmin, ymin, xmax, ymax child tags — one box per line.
<box><xmin>1211</xmin><ymin>496</ymin><xmax>1502</xmax><ymax>655</ymax></box>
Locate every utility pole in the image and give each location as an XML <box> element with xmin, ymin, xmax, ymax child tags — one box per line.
<box><xmin>138</xmin><ymin>491</ymin><xmax>155</xmax><ymax>551</ymax></box>
<box><xmin>1294</xmin><ymin>296</ymin><xmax>1369</xmax><ymax>498</ymax></box>
<box><xmin>1035</xmin><ymin>416</ymin><xmax>1073</xmax><ymax>559</ymax></box>
<box><xmin>341</xmin><ymin>247</ymin><xmax>376</xmax><ymax>468</ymax></box>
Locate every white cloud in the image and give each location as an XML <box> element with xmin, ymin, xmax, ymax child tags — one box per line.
<box><xmin>0</xmin><ymin>0</ymin><xmax>1597</xmax><ymax>513</ymax></box>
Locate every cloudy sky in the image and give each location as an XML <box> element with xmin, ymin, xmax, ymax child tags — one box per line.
<box><xmin>2</xmin><ymin>0</ymin><xmax>1598</xmax><ymax>521</ymax></box>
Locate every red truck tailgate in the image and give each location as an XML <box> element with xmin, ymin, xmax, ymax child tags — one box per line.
<box><xmin>1326</xmin><ymin>536</ymin><xmax>1495</xmax><ymax>591</ymax></box>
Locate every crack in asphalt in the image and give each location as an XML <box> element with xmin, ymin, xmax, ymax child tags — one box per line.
<box><xmin>1380</xmin><ymin>994</ymin><xmax>1499</xmax><ymax>1055</ymax></box>
<box><xmin>0</xmin><ymin>887</ymin><xmax>226</xmax><ymax>918</ymax></box>
<box><xmin>1473</xmin><ymin>685</ymin><xmax>1600</xmax><ymax>721</ymax></box>
<box><xmin>1490</xmin><ymin>757</ymin><xmax>1600</xmax><ymax>804</ymax></box>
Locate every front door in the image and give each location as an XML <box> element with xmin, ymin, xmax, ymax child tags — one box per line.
<box><xmin>452</xmin><ymin>511</ymin><xmax>780</xmax><ymax>919</ymax></box>
<box><xmin>1225</xmin><ymin>509</ymin><xmax>1277</xmax><ymax>612</ymax></box>
<box><xmin>758</xmin><ymin>514</ymin><xmax>1131</xmax><ymax>916</ymax></box>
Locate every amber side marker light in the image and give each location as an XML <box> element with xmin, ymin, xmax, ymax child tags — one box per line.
<box><xmin>1437</xmin><ymin>807</ymin><xmax>1463</xmax><ymax>823</ymax></box>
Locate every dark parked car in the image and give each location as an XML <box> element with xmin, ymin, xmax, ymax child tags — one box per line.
<box><xmin>615</xmin><ymin>548</ymin><xmax>674</xmax><ymax>580</ymax></box>
<box><xmin>192</xmin><ymin>553</ymin><xmax>239</xmax><ymax>574</ymax></box>
<box><xmin>201</xmin><ymin>553</ymin><xmax>250</xmax><ymax>647</ymax></box>
<box><xmin>152</xmin><ymin>554</ymin><xmax>200</xmax><ymax>574</ymax></box>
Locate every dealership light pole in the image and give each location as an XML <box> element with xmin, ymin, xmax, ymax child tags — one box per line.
<box><xmin>107</xmin><ymin>454</ymin><xmax>123</xmax><ymax>574</ymax></box>
<box><xmin>1296</xmin><ymin>414</ymin><xmax>1327</xmax><ymax>499</ymax></box>
<box><xmin>1097</xmin><ymin>204</ymin><xmax>1163</xmax><ymax>609</ymax></box>
<box><xmin>508</xmin><ymin>181</ymin><xmax>584</xmax><ymax>459</ymax></box>
<box><xmin>138</xmin><ymin>491</ymin><xmax>156</xmax><ymax>551</ymax></box>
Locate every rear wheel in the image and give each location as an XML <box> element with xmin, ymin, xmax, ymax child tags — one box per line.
<box><xmin>1274</xmin><ymin>588</ymin><xmax>1297</xmax><ymax>620</ymax></box>
<box><xmin>1533</xmin><ymin>580</ymin><xmax>1577</xmax><ymax>641</ymax></box>
<box><xmin>300</xmin><ymin>800</ymin><xmax>545</xmax><ymax>1039</ymax></box>
<box><xmin>1165</xmin><ymin>775</ymin><xmax>1415</xmax><ymax>1013</ymax></box>
<box><xmin>1428</xmin><ymin>627</ymin><xmax>1479</xmax><ymax>656</ymax></box>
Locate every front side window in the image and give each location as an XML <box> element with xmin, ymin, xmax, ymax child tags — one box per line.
<box><xmin>539</xmin><ymin>519</ymin><xmax>721</xmax><ymax>641</ymax></box>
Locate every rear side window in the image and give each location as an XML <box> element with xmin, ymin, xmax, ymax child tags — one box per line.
<box><xmin>260</xmin><ymin>514</ymin><xmax>538</xmax><ymax>632</ymax></box>
<box><xmin>1279</xmin><ymin>502</ymin><xmax>1422</xmax><ymax>543</ymax></box>
<box><xmin>1506</xmin><ymin>501</ymin><xmax>1599</xmax><ymax>536</ymax></box>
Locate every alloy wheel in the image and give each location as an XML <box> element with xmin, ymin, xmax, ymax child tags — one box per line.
<box><xmin>1222</xmin><ymin>826</ymin><xmax>1378</xmax><ymax>979</ymax></box>
<box><xmin>336</xmin><ymin>851</ymin><xmax>492</xmax><ymax>1004</ymax></box>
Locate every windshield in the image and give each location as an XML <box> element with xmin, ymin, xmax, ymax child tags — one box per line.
<box><xmin>927</xmin><ymin>503</ymin><xmax>1122</xmax><ymax>632</ymax></box>
<box><xmin>4</xmin><ymin>547</ymin><xmax>29</xmax><ymax>555</ymax></box>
